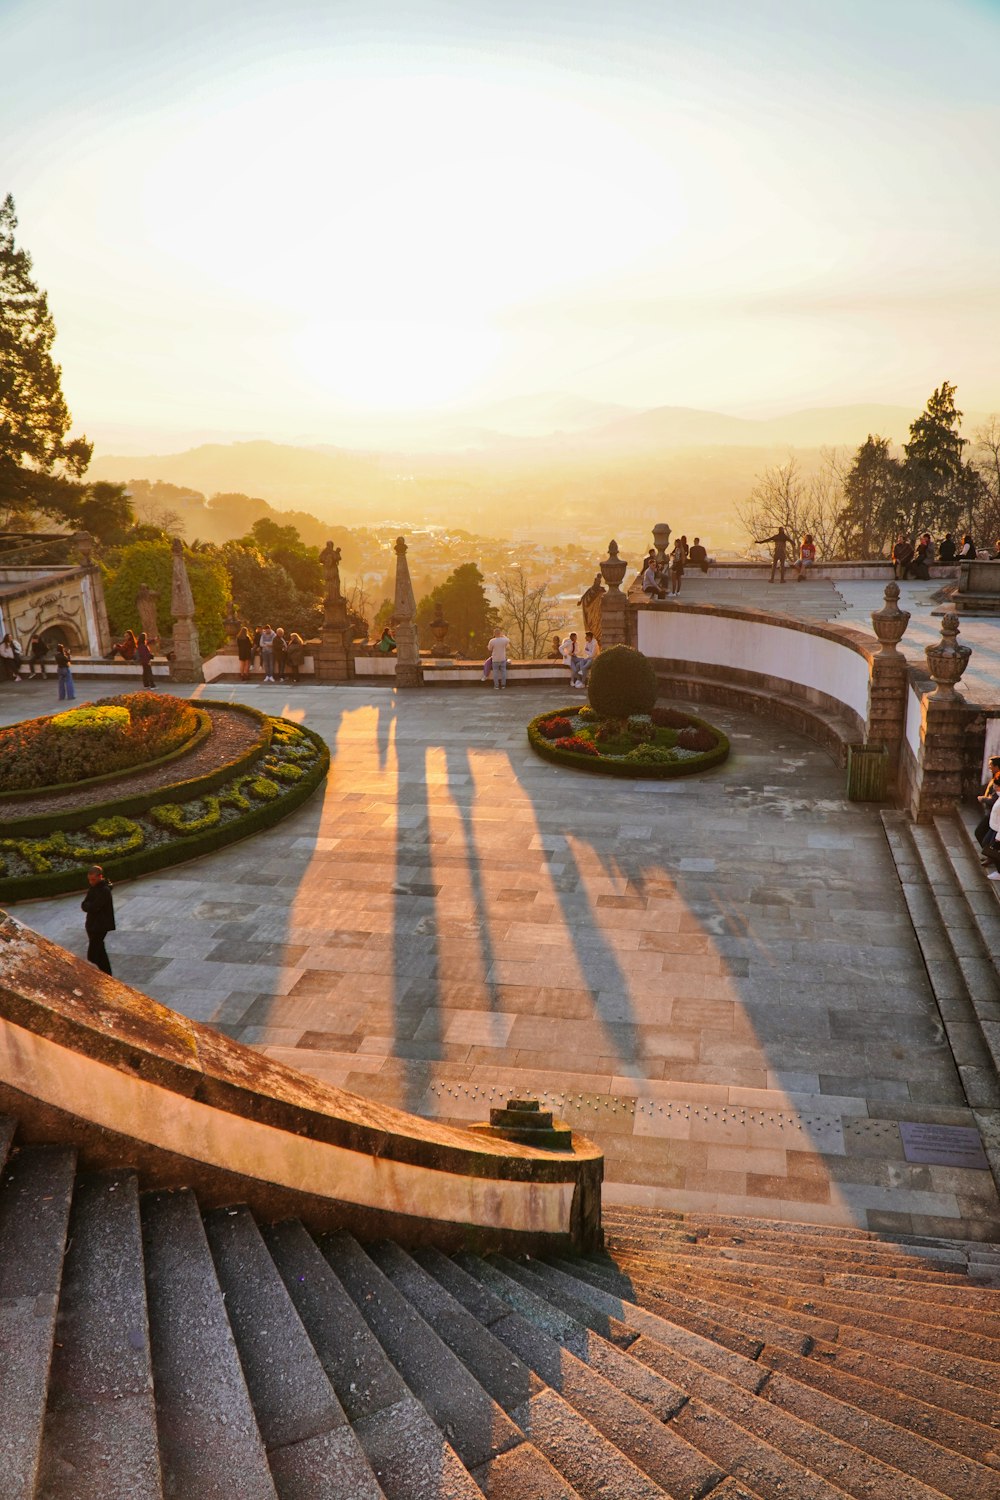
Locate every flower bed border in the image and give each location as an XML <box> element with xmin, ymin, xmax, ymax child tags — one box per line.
<box><xmin>0</xmin><ymin>720</ymin><xmax>329</xmax><ymax>903</ymax></box>
<box><xmin>0</xmin><ymin>703</ymin><xmax>212</xmax><ymax>805</ymax></box>
<box><xmin>527</xmin><ymin>705</ymin><xmax>730</xmax><ymax>779</ymax></box>
<box><xmin>1</xmin><ymin>705</ymin><xmax>273</xmax><ymax>838</ymax></box>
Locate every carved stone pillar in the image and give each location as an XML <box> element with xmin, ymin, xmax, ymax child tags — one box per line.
<box><xmin>867</xmin><ymin>582</ymin><xmax>910</xmax><ymax>774</ymax></box>
<box><xmin>169</xmin><ymin>538</ymin><xmax>203</xmax><ymax>682</ymax></box>
<box><xmin>392</xmin><ymin>536</ymin><xmax>423</xmax><ymax>689</ymax></box>
<box><xmin>597</xmin><ymin>540</ymin><xmax>629</xmax><ymax>649</ymax></box>
<box><xmin>314</xmin><ymin>539</ymin><xmax>353</xmax><ymax>682</ymax></box>
<box><xmin>912</xmin><ymin>613</ymin><xmax>975</xmax><ymax>821</ymax></box>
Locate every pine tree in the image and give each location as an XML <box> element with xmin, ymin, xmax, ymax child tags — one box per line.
<box><xmin>0</xmin><ymin>192</ymin><xmax>91</xmax><ymax>517</ymax></box>
<box><xmin>903</xmin><ymin>382</ymin><xmax>966</xmax><ymax>532</ymax></box>
<box><xmin>839</xmin><ymin>435</ymin><xmax>907</xmax><ymax>557</ymax></box>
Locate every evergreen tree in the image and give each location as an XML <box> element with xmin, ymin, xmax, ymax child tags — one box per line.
<box><xmin>839</xmin><ymin>435</ymin><xmax>906</xmax><ymax>557</ymax></box>
<box><xmin>0</xmin><ymin>193</ymin><xmax>91</xmax><ymax>516</ymax></box>
<box><xmin>415</xmin><ymin>563</ymin><xmax>498</xmax><ymax>655</ymax></box>
<box><xmin>903</xmin><ymin>381</ymin><xmax>966</xmax><ymax>532</ymax></box>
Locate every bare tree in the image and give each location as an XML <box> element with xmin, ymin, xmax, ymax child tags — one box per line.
<box><xmin>735</xmin><ymin>458</ymin><xmax>813</xmax><ymax>555</ymax></box>
<box><xmin>804</xmin><ymin>447</ymin><xmax>849</xmax><ymax>558</ymax></box>
<box><xmin>494</xmin><ymin>567</ymin><xmax>560</xmax><ymax>658</ymax></box>
<box><xmin>132</xmin><ymin>494</ymin><xmax>183</xmax><ymax>535</ymax></box>
<box><xmin>971</xmin><ymin>417</ymin><xmax>1000</xmax><ymax>543</ymax></box>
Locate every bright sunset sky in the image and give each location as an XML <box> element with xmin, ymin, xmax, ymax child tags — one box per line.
<box><xmin>3</xmin><ymin>0</ymin><xmax>1000</xmax><ymax>444</ymax></box>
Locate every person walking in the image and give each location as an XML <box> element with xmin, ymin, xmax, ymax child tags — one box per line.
<box><xmin>28</xmin><ymin>635</ymin><xmax>48</xmax><ymax>679</ymax></box>
<box><xmin>285</xmin><ymin>632</ymin><xmax>305</xmax><ymax>683</ymax></box>
<box><xmin>135</xmin><ymin>631</ymin><xmax>155</xmax><ymax>689</ymax></box>
<box><xmin>756</xmin><ymin>527</ymin><xmax>790</xmax><ymax>583</ymax></box>
<box><xmin>81</xmin><ymin>865</ymin><xmax>115</xmax><ymax>975</ymax></box>
<box><xmin>487</xmin><ymin>628</ymin><xmax>511</xmax><ymax>690</ymax></box>
<box><xmin>55</xmin><ymin>642</ymin><xmax>75</xmax><ymax>700</ymax></box>
<box><xmin>236</xmin><ymin>625</ymin><xmax>253</xmax><ymax>681</ymax></box>
<box><xmin>259</xmin><ymin>624</ymin><xmax>277</xmax><ymax>682</ymax></box>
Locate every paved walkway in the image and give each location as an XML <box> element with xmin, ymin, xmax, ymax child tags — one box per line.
<box><xmin>5</xmin><ymin>675</ymin><xmax>1000</xmax><ymax>1239</ymax></box>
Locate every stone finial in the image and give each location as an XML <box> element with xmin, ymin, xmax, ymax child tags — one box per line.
<box><xmin>871</xmin><ymin>581</ymin><xmax>910</xmax><ymax>656</ymax></box>
<box><xmin>925</xmin><ymin>612</ymin><xmax>971</xmax><ymax>700</ymax></box>
<box><xmin>429</xmin><ymin>600</ymin><xmax>450</xmax><ymax>653</ymax></box>
<box><xmin>392</xmin><ymin>534</ymin><xmax>423</xmax><ymax>688</ymax></box>
<box><xmin>74</xmin><ymin>530</ymin><xmax>94</xmax><ymax>564</ymax></box>
<box><xmin>599</xmin><ymin>539</ymin><xmax>628</xmax><ymax>594</ymax></box>
<box><xmin>652</xmin><ymin>521</ymin><xmax>672</xmax><ymax>565</ymax></box>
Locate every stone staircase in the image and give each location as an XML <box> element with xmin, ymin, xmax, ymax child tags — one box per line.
<box><xmin>881</xmin><ymin>808</ymin><xmax>1000</xmax><ymax>1179</ymax></box>
<box><xmin>3</xmin><ymin>1122</ymin><xmax>1000</xmax><ymax>1500</ymax></box>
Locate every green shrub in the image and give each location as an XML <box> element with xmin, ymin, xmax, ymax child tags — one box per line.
<box><xmin>677</xmin><ymin>726</ymin><xmax>719</xmax><ymax>752</ymax></box>
<box><xmin>625</xmin><ymin>742</ymin><xmax>678</xmax><ymax>764</ymax></box>
<box><xmin>0</xmin><ymin>692</ymin><xmax>200</xmax><ymax>793</ymax></box>
<box><xmin>651</xmin><ymin>706</ymin><xmax>694</xmax><ymax>729</ymax></box>
<box><xmin>52</xmin><ymin>705</ymin><xmax>130</xmax><ymax>735</ymax></box>
<box><xmin>587</xmin><ymin>646</ymin><xmax>657</xmax><ymax>719</ymax></box>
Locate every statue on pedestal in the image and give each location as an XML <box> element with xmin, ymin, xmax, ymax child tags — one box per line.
<box><xmin>579</xmin><ymin>573</ymin><xmax>606</xmax><ymax>645</ymax></box>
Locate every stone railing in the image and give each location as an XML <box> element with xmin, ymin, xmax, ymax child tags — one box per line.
<box><xmin>0</xmin><ymin>912</ymin><xmax>603</xmax><ymax>1254</ymax></box>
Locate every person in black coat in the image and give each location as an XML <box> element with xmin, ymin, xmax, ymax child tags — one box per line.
<box><xmin>81</xmin><ymin>865</ymin><xmax>115</xmax><ymax>975</ymax></box>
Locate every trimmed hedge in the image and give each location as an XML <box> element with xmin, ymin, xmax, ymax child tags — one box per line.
<box><xmin>0</xmin><ymin>719</ymin><xmax>329</xmax><ymax>903</ymax></box>
<box><xmin>587</xmin><ymin>645</ymin><xmax>658</xmax><ymax>719</ymax></box>
<box><xmin>527</xmin><ymin>705</ymin><xmax>730</xmax><ymax>779</ymax></box>
<box><xmin>0</xmin><ymin>706</ymin><xmax>271</xmax><ymax>839</ymax></box>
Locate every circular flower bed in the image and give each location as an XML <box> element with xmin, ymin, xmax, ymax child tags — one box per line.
<box><xmin>0</xmin><ymin>692</ymin><xmax>201</xmax><ymax>793</ymax></box>
<box><xmin>528</xmin><ymin>703</ymin><xmax>729</xmax><ymax>778</ymax></box>
<box><xmin>0</xmin><ymin>712</ymin><xmax>329</xmax><ymax>902</ymax></box>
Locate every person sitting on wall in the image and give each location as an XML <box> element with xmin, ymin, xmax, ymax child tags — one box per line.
<box><xmin>688</xmin><ymin>537</ymin><xmax>709</xmax><ymax>572</ymax></box>
<box><xmin>376</xmin><ymin>626</ymin><xmax>397</xmax><ymax>654</ymax></box>
<box><xmin>561</xmin><ymin>631</ymin><xmax>585</xmax><ymax>688</ymax></box>
<box><xmin>938</xmin><ymin>532</ymin><xmax>957</xmax><ymax>562</ymax></box>
<box><xmin>992</xmin><ymin>539</ymin><xmax>1000</xmax><ymax>561</ymax></box>
<box><xmin>892</xmin><ymin>534</ymin><xmax>914</xmax><ymax>579</ymax></box>
<box><xmin>546</xmin><ymin>633</ymin><xmax>563</xmax><ymax>660</ymax></box>
<box><xmin>641</xmin><ymin>559</ymin><xmax>667</xmax><ymax>599</ymax></box>
<box><xmin>28</xmin><ymin>635</ymin><xmax>48</xmax><ymax>678</ymax></box>
<box><xmin>795</xmin><ymin>533</ymin><xmax>817</xmax><ymax>581</ymax></box>
<box><xmin>110</xmin><ymin>629</ymin><xmax>137</xmax><ymax>661</ymax></box>
<box><xmin>907</xmin><ymin>533</ymin><xmax>933</xmax><ymax>580</ymax></box>
<box><xmin>0</xmin><ymin>632</ymin><xmax>23</xmax><ymax>682</ymax></box>
<box><xmin>580</xmin><ymin>631</ymin><xmax>600</xmax><ymax>685</ymax></box>
<box><xmin>958</xmin><ymin>534</ymin><xmax>977</xmax><ymax>560</ymax></box>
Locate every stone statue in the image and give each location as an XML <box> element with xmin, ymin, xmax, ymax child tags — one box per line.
<box><xmin>320</xmin><ymin>541</ymin><xmax>343</xmax><ymax>602</ymax></box>
<box><xmin>579</xmin><ymin>573</ymin><xmax>606</xmax><ymax>644</ymax></box>
<box><xmin>135</xmin><ymin>582</ymin><xmax>159</xmax><ymax>642</ymax></box>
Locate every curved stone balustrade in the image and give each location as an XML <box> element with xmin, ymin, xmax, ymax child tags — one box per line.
<box><xmin>0</xmin><ymin>912</ymin><xmax>602</xmax><ymax>1253</ymax></box>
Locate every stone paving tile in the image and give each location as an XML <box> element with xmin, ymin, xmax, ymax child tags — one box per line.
<box><xmin>6</xmin><ymin>677</ymin><xmax>1000</xmax><ymax>1236</ymax></box>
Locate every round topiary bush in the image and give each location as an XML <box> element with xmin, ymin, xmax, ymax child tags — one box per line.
<box><xmin>587</xmin><ymin>645</ymin><xmax>658</xmax><ymax>719</ymax></box>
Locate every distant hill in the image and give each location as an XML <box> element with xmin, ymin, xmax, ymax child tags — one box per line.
<box><xmin>585</xmin><ymin>401</ymin><xmax>994</xmax><ymax>451</ymax></box>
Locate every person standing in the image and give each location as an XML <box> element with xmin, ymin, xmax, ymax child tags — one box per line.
<box><xmin>259</xmin><ymin>624</ymin><xmax>277</xmax><ymax>682</ymax></box>
<box><xmin>28</xmin><ymin>635</ymin><xmax>48</xmax><ymax>678</ymax></box>
<box><xmin>285</xmin><ymin>632</ymin><xmax>305</xmax><ymax>682</ymax></box>
<box><xmin>669</xmin><ymin>539</ymin><xmax>685</xmax><ymax>595</ymax></box>
<box><xmin>0</xmin><ymin>632</ymin><xmax>22</xmax><ymax>681</ymax></box>
<box><xmin>756</xmin><ymin>527</ymin><xmax>789</xmax><ymax>583</ymax></box>
<box><xmin>135</xmin><ymin>631</ymin><xmax>155</xmax><ymax>689</ymax></box>
<box><xmin>488</xmin><ymin>628</ymin><xmax>511</xmax><ymax>690</ymax></box>
<box><xmin>55</xmin><ymin>642</ymin><xmax>75</xmax><ymax>700</ymax></box>
<box><xmin>975</xmin><ymin>757</ymin><xmax>1000</xmax><ymax>849</ymax></box>
<box><xmin>236</xmin><ymin>626</ymin><xmax>253</xmax><ymax>681</ymax></box>
<box><xmin>273</xmin><ymin>627</ymin><xmax>288</xmax><ymax>683</ymax></box>
<box><xmin>81</xmin><ymin>865</ymin><xmax>116</xmax><ymax>974</ymax></box>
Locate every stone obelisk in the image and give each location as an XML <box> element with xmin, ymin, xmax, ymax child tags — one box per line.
<box><xmin>392</xmin><ymin>535</ymin><xmax>423</xmax><ymax>689</ymax></box>
<box><xmin>169</xmin><ymin>538</ymin><xmax>203</xmax><ymax>682</ymax></box>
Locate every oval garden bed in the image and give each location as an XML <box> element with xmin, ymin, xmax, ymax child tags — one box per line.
<box><xmin>528</xmin><ymin>703</ymin><xmax>729</xmax><ymax>778</ymax></box>
<box><xmin>0</xmin><ymin>696</ymin><xmax>329</xmax><ymax>902</ymax></box>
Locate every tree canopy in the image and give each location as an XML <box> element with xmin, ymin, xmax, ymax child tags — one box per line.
<box><xmin>415</xmin><ymin>563</ymin><xmax>498</xmax><ymax>655</ymax></box>
<box><xmin>102</xmin><ymin>539</ymin><xmax>229</xmax><ymax>654</ymax></box>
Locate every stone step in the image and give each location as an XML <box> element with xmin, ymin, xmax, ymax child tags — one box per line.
<box><xmin>203</xmin><ymin>1206</ymin><xmax>386</xmax><ymax>1500</ymax></box>
<box><xmin>471</xmin><ymin>1255</ymin><xmax>945</xmax><ymax>1500</ymax></box>
<box><xmin>37</xmin><ymin>1172</ymin><xmax>161</xmax><ymax>1500</ymax></box>
<box><xmin>372</xmin><ymin>1240</ymin><xmax>721</xmax><ymax>1500</ymax></box>
<box><xmin>319</xmin><ymin>1230</ymin><xmax>526</xmax><ymax>1481</ymax></box>
<box><xmin>264</xmin><ymin>1221</ymin><xmax>481</xmax><ymax>1500</ymax></box>
<box><xmin>141</xmin><ymin>1190</ymin><xmax>277</xmax><ymax>1500</ymax></box>
<box><xmin>611</xmin><ymin>1244</ymin><xmax>1000</xmax><ymax>1323</ymax></box>
<box><xmin>0</xmin><ymin>1145</ymin><xmax>77</xmax><ymax>1500</ymax></box>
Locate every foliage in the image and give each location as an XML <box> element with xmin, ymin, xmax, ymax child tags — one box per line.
<box><xmin>838</xmin><ymin>436</ymin><xmax>906</xmax><ymax>558</ymax></box>
<box><xmin>415</xmin><ymin>563</ymin><xmax>498</xmax><ymax>655</ymax></box>
<box><xmin>538</xmin><ymin>715</ymin><xmax>572</xmax><ymax>740</ymax></box>
<box><xmin>0</xmin><ymin>716</ymin><xmax>329</xmax><ymax>898</ymax></box>
<box><xmin>0</xmin><ymin>194</ymin><xmax>92</xmax><ymax>521</ymax></box>
<box><xmin>0</xmin><ymin>692</ymin><xmax>199</xmax><ymax>792</ymax></box>
<box><xmin>102</xmin><ymin>539</ymin><xmax>228</xmax><ymax>653</ymax></box>
<box><xmin>527</xmin><ymin>706</ymin><xmax>729</xmax><ymax>780</ymax></box>
<box><xmin>52</xmin><ymin>704</ymin><xmax>130</xmax><ymax>735</ymax></box>
<box><xmin>903</xmin><ymin>381</ymin><xmax>966</xmax><ymax>532</ymax></box>
<box><xmin>494</xmin><ymin>566</ymin><xmax>559</xmax><ymax>658</ymax></box>
<box><xmin>587</xmin><ymin>645</ymin><xmax>657</xmax><ymax>718</ymax></box>
<box><xmin>651</xmin><ymin>706</ymin><xmax>694</xmax><ymax>729</ymax></box>
<box><xmin>577</xmin><ymin>704</ymin><xmax>600</xmax><ymax>722</ymax></box>
<box><xmin>735</xmin><ymin>453</ymin><xmax>847</xmax><ymax>560</ymax></box>
<box><xmin>677</xmin><ymin>726</ymin><xmax>719</xmax><ymax>752</ymax></box>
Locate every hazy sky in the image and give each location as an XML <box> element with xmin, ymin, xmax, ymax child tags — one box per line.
<box><xmin>3</xmin><ymin>0</ymin><xmax>1000</xmax><ymax>444</ymax></box>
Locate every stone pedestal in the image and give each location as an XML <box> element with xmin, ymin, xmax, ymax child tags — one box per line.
<box><xmin>315</xmin><ymin>539</ymin><xmax>354</xmax><ymax>683</ymax></box>
<box><xmin>392</xmin><ymin>536</ymin><xmax>423</xmax><ymax>689</ymax></box>
<box><xmin>867</xmin><ymin>582</ymin><xmax>910</xmax><ymax>775</ymax></box>
<box><xmin>169</xmin><ymin>538</ymin><xmax>203</xmax><ymax>682</ymax></box>
<box><xmin>597</xmin><ymin>540</ymin><xmax>630</xmax><ymax>649</ymax></box>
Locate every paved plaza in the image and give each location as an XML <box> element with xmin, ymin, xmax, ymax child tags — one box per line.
<box><xmin>7</xmin><ymin>667</ymin><xmax>1000</xmax><ymax>1241</ymax></box>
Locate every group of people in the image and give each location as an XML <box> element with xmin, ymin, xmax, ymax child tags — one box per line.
<box><xmin>753</xmin><ymin>528</ymin><xmax>817</xmax><ymax>584</ymax></box>
<box><xmin>235</xmin><ymin>625</ymin><xmax>308</xmax><ymax>683</ymax></box>
<box><xmin>110</xmin><ymin>629</ymin><xmax>160</xmax><ymax>688</ymax></box>
<box><xmin>975</xmin><ymin>758</ymin><xmax>1000</xmax><ymax>881</ymax></box>
<box><xmin>541</xmin><ymin>630</ymin><xmax>599</xmax><ymax>689</ymax></box>
<box><xmin>2</xmin><ymin>632</ymin><xmax>78</xmax><ymax>699</ymax></box>
<box><xmin>640</xmin><ymin>535</ymin><xmax>710</xmax><ymax>599</ymax></box>
<box><xmin>892</xmin><ymin>533</ymin><xmax>993</xmax><ymax>580</ymax></box>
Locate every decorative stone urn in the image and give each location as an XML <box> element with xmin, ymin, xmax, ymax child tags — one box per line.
<box><xmin>925</xmin><ymin>612</ymin><xmax>971</xmax><ymax>700</ymax></box>
<box><xmin>652</xmin><ymin>522</ymin><xmax>672</xmax><ymax>566</ymax></box>
<box><xmin>429</xmin><ymin>601</ymin><xmax>450</xmax><ymax>655</ymax></box>
<box><xmin>871</xmin><ymin>582</ymin><xmax>910</xmax><ymax>656</ymax></box>
<box><xmin>599</xmin><ymin>539</ymin><xmax>628</xmax><ymax>594</ymax></box>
